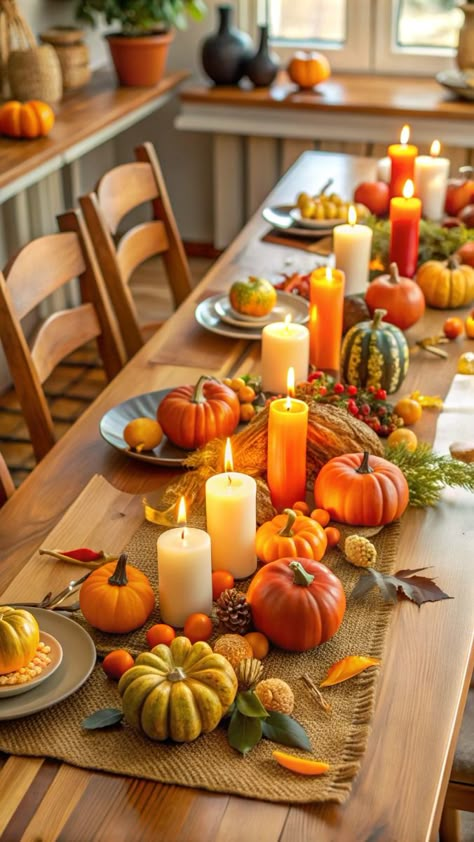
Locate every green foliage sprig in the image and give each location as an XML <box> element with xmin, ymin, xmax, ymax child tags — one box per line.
<box><xmin>76</xmin><ymin>0</ymin><xmax>207</xmax><ymax>33</ymax></box>
<box><xmin>226</xmin><ymin>690</ymin><xmax>311</xmax><ymax>755</ymax></box>
<box><xmin>386</xmin><ymin>442</ymin><xmax>474</xmax><ymax>507</ymax></box>
<box><xmin>366</xmin><ymin>216</ymin><xmax>474</xmax><ymax>271</ymax></box>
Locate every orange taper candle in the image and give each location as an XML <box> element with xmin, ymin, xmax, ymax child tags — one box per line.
<box><xmin>388</xmin><ymin>124</ymin><xmax>418</xmax><ymax>198</ymax></box>
<box><xmin>389</xmin><ymin>179</ymin><xmax>421</xmax><ymax>278</ymax></box>
<box><xmin>267</xmin><ymin>368</ymin><xmax>308</xmax><ymax>511</ymax></box>
<box><xmin>309</xmin><ymin>266</ymin><xmax>345</xmax><ymax>373</ymax></box>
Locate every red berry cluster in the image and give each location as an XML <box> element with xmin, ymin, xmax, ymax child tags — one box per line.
<box><xmin>296</xmin><ymin>372</ymin><xmax>403</xmax><ymax>437</ymax></box>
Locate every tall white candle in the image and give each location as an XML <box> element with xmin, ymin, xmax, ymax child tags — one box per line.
<box><xmin>205</xmin><ymin>440</ymin><xmax>257</xmax><ymax>579</ymax></box>
<box><xmin>333</xmin><ymin>206</ymin><xmax>373</xmax><ymax>296</ymax></box>
<box><xmin>157</xmin><ymin>497</ymin><xmax>212</xmax><ymax>627</ymax></box>
<box><xmin>414</xmin><ymin>140</ymin><xmax>450</xmax><ymax>221</ymax></box>
<box><xmin>261</xmin><ymin>318</ymin><xmax>310</xmax><ymax>394</ymax></box>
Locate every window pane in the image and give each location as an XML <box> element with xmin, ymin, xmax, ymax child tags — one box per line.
<box><xmin>268</xmin><ymin>0</ymin><xmax>347</xmax><ymax>45</ymax></box>
<box><xmin>396</xmin><ymin>0</ymin><xmax>463</xmax><ymax>49</ymax></box>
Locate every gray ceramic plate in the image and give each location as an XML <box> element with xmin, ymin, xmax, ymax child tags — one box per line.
<box><xmin>0</xmin><ymin>631</ymin><xmax>63</xmax><ymax>699</ymax></box>
<box><xmin>436</xmin><ymin>70</ymin><xmax>474</xmax><ymax>101</ymax></box>
<box><xmin>262</xmin><ymin>204</ymin><xmax>335</xmax><ymax>237</ymax></box>
<box><xmin>100</xmin><ymin>389</ymin><xmax>189</xmax><ymax>465</ymax></box>
<box><xmin>195</xmin><ymin>292</ymin><xmax>309</xmax><ymax>340</ymax></box>
<box><xmin>0</xmin><ymin>608</ymin><xmax>95</xmax><ymax>719</ymax></box>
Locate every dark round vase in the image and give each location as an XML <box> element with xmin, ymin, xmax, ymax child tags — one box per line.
<box><xmin>201</xmin><ymin>4</ymin><xmax>253</xmax><ymax>86</ymax></box>
<box><xmin>244</xmin><ymin>25</ymin><xmax>279</xmax><ymax>87</ymax></box>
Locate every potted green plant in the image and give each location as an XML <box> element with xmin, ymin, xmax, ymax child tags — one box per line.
<box><xmin>75</xmin><ymin>0</ymin><xmax>207</xmax><ymax>86</ymax></box>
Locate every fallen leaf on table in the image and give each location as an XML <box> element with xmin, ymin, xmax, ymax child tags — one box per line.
<box><xmin>320</xmin><ymin>655</ymin><xmax>381</xmax><ymax>687</ymax></box>
<box><xmin>81</xmin><ymin>708</ymin><xmax>123</xmax><ymax>730</ymax></box>
<box><xmin>351</xmin><ymin>567</ymin><xmax>453</xmax><ymax>605</ymax></box>
<box><xmin>272</xmin><ymin>750</ymin><xmax>329</xmax><ymax>776</ymax></box>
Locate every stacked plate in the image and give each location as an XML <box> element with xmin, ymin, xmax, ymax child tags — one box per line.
<box><xmin>262</xmin><ymin>204</ymin><xmax>343</xmax><ymax>239</ymax></box>
<box><xmin>195</xmin><ymin>291</ymin><xmax>309</xmax><ymax>339</ymax></box>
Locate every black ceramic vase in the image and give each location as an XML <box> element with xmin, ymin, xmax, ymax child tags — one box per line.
<box><xmin>201</xmin><ymin>4</ymin><xmax>253</xmax><ymax>86</ymax></box>
<box><xmin>244</xmin><ymin>25</ymin><xmax>279</xmax><ymax>87</ymax></box>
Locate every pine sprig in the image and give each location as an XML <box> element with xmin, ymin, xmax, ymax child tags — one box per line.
<box><xmin>386</xmin><ymin>442</ymin><xmax>474</xmax><ymax>507</ymax></box>
<box><xmin>366</xmin><ymin>216</ymin><xmax>474</xmax><ymax>269</ymax></box>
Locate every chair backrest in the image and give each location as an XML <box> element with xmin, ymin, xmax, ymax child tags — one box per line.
<box><xmin>0</xmin><ymin>210</ymin><xmax>125</xmax><ymax>463</ymax></box>
<box><xmin>0</xmin><ymin>451</ymin><xmax>14</xmax><ymax>507</ymax></box>
<box><xmin>79</xmin><ymin>141</ymin><xmax>192</xmax><ymax>360</ymax></box>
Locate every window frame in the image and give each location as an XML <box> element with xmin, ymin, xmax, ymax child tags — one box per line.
<box><xmin>238</xmin><ymin>0</ymin><xmax>458</xmax><ymax>76</ymax></box>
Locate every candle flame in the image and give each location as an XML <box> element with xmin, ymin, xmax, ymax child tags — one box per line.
<box><xmin>400</xmin><ymin>124</ymin><xmax>410</xmax><ymax>145</ymax></box>
<box><xmin>287</xmin><ymin>366</ymin><xmax>295</xmax><ymax>398</ymax></box>
<box><xmin>325</xmin><ymin>266</ymin><xmax>333</xmax><ymax>282</ymax></box>
<box><xmin>284</xmin><ymin>313</ymin><xmax>292</xmax><ymax>329</ymax></box>
<box><xmin>348</xmin><ymin>205</ymin><xmax>357</xmax><ymax>226</ymax></box>
<box><xmin>177</xmin><ymin>495</ymin><xmax>187</xmax><ymax>524</ymax></box>
<box><xmin>430</xmin><ymin>139</ymin><xmax>441</xmax><ymax>157</ymax></box>
<box><xmin>402</xmin><ymin>179</ymin><xmax>414</xmax><ymax>199</ymax></box>
<box><xmin>224</xmin><ymin>437</ymin><xmax>233</xmax><ymax>472</ymax></box>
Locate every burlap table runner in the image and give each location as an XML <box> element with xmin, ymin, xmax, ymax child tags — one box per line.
<box><xmin>0</xmin><ymin>515</ymin><xmax>399</xmax><ymax>804</ymax></box>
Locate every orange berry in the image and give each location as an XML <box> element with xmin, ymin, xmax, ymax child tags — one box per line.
<box><xmin>102</xmin><ymin>649</ymin><xmax>134</xmax><ymax>681</ymax></box>
<box><xmin>183</xmin><ymin>613</ymin><xmax>213</xmax><ymax>643</ymax></box>
<box><xmin>393</xmin><ymin>397</ymin><xmax>422</xmax><ymax>426</ymax></box>
<box><xmin>387</xmin><ymin>427</ymin><xmax>418</xmax><ymax>452</ymax></box>
<box><xmin>324</xmin><ymin>526</ymin><xmax>341</xmax><ymax>547</ymax></box>
<box><xmin>245</xmin><ymin>631</ymin><xmax>270</xmax><ymax>659</ymax></box>
<box><xmin>292</xmin><ymin>501</ymin><xmax>310</xmax><ymax>516</ymax></box>
<box><xmin>443</xmin><ymin>316</ymin><xmax>464</xmax><ymax>340</ymax></box>
<box><xmin>146</xmin><ymin>623</ymin><xmax>176</xmax><ymax>648</ymax></box>
<box><xmin>212</xmin><ymin>569</ymin><xmax>235</xmax><ymax>600</ymax></box>
<box><xmin>239</xmin><ymin>385</ymin><xmax>256</xmax><ymax>403</ymax></box>
<box><xmin>239</xmin><ymin>403</ymin><xmax>256</xmax><ymax>422</ymax></box>
<box><xmin>310</xmin><ymin>508</ymin><xmax>331</xmax><ymax>527</ymax></box>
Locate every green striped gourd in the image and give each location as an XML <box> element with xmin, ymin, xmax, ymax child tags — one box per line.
<box><xmin>340</xmin><ymin>308</ymin><xmax>409</xmax><ymax>394</ymax></box>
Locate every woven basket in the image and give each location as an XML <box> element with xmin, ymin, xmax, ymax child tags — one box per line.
<box><xmin>8</xmin><ymin>44</ymin><xmax>62</xmax><ymax>103</ymax></box>
<box><xmin>40</xmin><ymin>27</ymin><xmax>91</xmax><ymax>91</ymax></box>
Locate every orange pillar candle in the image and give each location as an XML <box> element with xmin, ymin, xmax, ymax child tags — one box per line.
<box><xmin>388</xmin><ymin>124</ymin><xmax>418</xmax><ymax>198</ymax></box>
<box><xmin>309</xmin><ymin>266</ymin><xmax>345</xmax><ymax>373</ymax></box>
<box><xmin>267</xmin><ymin>368</ymin><xmax>308</xmax><ymax>511</ymax></box>
<box><xmin>389</xmin><ymin>179</ymin><xmax>421</xmax><ymax>278</ymax></box>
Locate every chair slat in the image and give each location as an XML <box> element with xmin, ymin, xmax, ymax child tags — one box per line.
<box><xmin>96</xmin><ymin>162</ymin><xmax>158</xmax><ymax>234</ymax></box>
<box><xmin>31</xmin><ymin>304</ymin><xmax>100</xmax><ymax>384</ymax></box>
<box><xmin>116</xmin><ymin>221</ymin><xmax>169</xmax><ymax>284</ymax></box>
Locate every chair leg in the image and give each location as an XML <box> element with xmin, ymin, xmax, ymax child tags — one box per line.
<box><xmin>439</xmin><ymin>805</ymin><xmax>462</xmax><ymax>842</ymax></box>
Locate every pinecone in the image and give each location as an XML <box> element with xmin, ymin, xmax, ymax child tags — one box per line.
<box><xmin>215</xmin><ymin>588</ymin><xmax>252</xmax><ymax>634</ymax></box>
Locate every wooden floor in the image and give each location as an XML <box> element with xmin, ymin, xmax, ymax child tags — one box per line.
<box><xmin>0</xmin><ymin>255</ymin><xmax>215</xmax><ymax>488</ymax></box>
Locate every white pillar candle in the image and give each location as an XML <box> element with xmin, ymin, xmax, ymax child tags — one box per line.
<box><xmin>261</xmin><ymin>319</ymin><xmax>310</xmax><ymax>394</ymax></box>
<box><xmin>157</xmin><ymin>501</ymin><xmax>212</xmax><ymax>627</ymax></box>
<box><xmin>333</xmin><ymin>206</ymin><xmax>373</xmax><ymax>296</ymax></box>
<box><xmin>205</xmin><ymin>441</ymin><xmax>257</xmax><ymax>579</ymax></box>
<box><xmin>376</xmin><ymin>157</ymin><xmax>391</xmax><ymax>183</ymax></box>
<box><xmin>414</xmin><ymin>140</ymin><xmax>450</xmax><ymax>221</ymax></box>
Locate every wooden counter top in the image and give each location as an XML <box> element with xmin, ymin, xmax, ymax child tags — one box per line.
<box><xmin>181</xmin><ymin>72</ymin><xmax>474</xmax><ymax>121</ymax></box>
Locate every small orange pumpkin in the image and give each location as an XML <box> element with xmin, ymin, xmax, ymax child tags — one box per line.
<box><xmin>0</xmin><ymin>100</ymin><xmax>55</xmax><ymax>139</ymax></box>
<box><xmin>79</xmin><ymin>553</ymin><xmax>155</xmax><ymax>633</ymax></box>
<box><xmin>157</xmin><ymin>375</ymin><xmax>240</xmax><ymax>450</ymax></box>
<box><xmin>314</xmin><ymin>451</ymin><xmax>409</xmax><ymax>527</ymax></box>
<box><xmin>287</xmin><ymin>50</ymin><xmax>331</xmax><ymax>89</ymax></box>
<box><xmin>255</xmin><ymin>508</ymin><xmax>327</xmax><ymax>563</ymax></box>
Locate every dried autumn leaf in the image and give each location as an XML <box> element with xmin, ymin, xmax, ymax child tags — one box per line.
<box><xmin>272</xmin><ymin>750</ymin><xmax>329</xmax><ymax>776</ymax></box>
<box><xmin>351</xmin><ymin>567</ymin><xmax>452</xmax><ymax>605</ymax></box>
<box><xmin>320</xmin><ymin>655</ymin><xmax>381</xmax><ymax>687</ymax></box>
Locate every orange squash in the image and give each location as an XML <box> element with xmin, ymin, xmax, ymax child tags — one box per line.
<box><xmin>246</xmin><ymin>558</ymin><xmax>346</xmax><ymax>652</ymax></box>
<box><xmin>287</xmin><ymin>50</ymin><xmax>331</xmax><ymax>89</ymax></box>
<box><xmin>79</xmin><ymin>553</ymin><xmax>155</xmax><ymax>633</ymax></box>
<box><xmin>255</xmin><ymin>508</ymin><xmax>327</xmax><ymax>563</ymax></box>
<box><xmin>416</xmin><ymin>256</ymin><xmax>474</xmax><ymax>309</ymax></box>
<box><xmin>0</xmin><ymin>100</ymin><xmax>55</xmax><ymax>139</ymax></box>
<box><xmin>157</xmin><ymin>376</ymin><xmax>240</xmax><ymax>450</ymax></box>
<box><xmin>314</xmin><ymin>451</ymin><xmax>409</xmax><ymax>526</ymax></box>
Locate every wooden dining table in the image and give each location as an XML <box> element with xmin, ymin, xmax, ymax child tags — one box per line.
<box><xmin>0</xmin><ymin>150</ymin><xmax>473</xmax><ymax>841</ymax></box>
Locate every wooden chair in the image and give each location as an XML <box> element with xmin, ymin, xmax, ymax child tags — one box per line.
<box><xmin>0</xmin><ymin>451</ymin><xmax>15</xmax><ymax>507</ymax></box>
<box><xmin>79</xmin><ymin>141</ymin><xmax>192</xmax><ymax>360</ymax></box>
<box><xmin>0</xmin><ymin>210</ymin><xmax>125</xmax><ymax>463</ymax></box>
<box><xmin>439</xmin><ymin>681</ymin><xmax>474</xmax><ymax>842</ymax></box>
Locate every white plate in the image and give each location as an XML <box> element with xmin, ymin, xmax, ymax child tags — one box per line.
<box><xmin>0</xmin><ymin>608</ymin><xmax>96</xmax><ymax>719</ymax></box>
<box><xmin>262</xmin><ymin>205</ymin><xmax>335</xmax><ymax>238</ymax></box>
<box><xmin>214</xmin><ymin>297</ymin><xmax>275</xmax><ymax>327</ymax></box>
<box><xmin>100</xmin><ymin>389</ymin><xmax>188</xmax><ymax>465</ymax></box>
<box><xmin>289</xmin><ymin>208</ymin><xmax>346</xmax><ymax>230</ymax></box>
<box><xmin>0</xmin><ymin>631</ymin><xmax>63</xmax><ymax>698</ymax></box>
<box><xmin>195</xmin><ymin>292</ymin><xmax>309</xmax><ymax>340</ymax></box>
<box><xmin>436</xmin><ymin>70</ymin><xmax>474</xmax><ymax>102</ymax></box>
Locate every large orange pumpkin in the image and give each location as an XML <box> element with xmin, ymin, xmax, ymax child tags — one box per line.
<box><xmin>157</xmin><ymin>376</ymin><xmax>240</xmax><ymax>450</ymax></box>
<box><xmin>79</xmin><ymin>553</ymin><xmax>155</xmax><ymax>633</ymax></box>
<box><xmin>246</xmin><ymin>558</ymin><xmax>346</xmax><ymax>652</ymax></box>
<box><xmin>0</xmin><ymin>100</ymin><xmax>55</xmax><ymax>139</ymax></box>
<box><xmin>255</xmin><ymin>508</ymin><xmax>327</xmax><ymax>563</ymax></box>
<box><xmin>365</xmin><ymin>262</ymin><xmax>425</xmax><ymax>330</ymax></box>
<box><xmin>314</xmin><ymin>451</ymin><xmax>409</xmax><ymax>526</ymax></box>
<box><xmin>287</xmin><ymin>50</ymin><xmax>331</xmax><ymax>89</ymax></box>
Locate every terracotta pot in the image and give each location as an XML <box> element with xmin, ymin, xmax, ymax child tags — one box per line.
<box><xmin>106</xmin><ymin>31</ymin><xmax>173</xmax><ymax>87</ymax></box>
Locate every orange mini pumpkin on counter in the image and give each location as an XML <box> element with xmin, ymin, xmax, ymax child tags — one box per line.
<box><xmin>287</xmin><ymin>50</ymin><xmax>331</xmax><ymax>89</ymax></box>
<box><xmin>255</xmin><ymin>507</ymin><xmax>327</xmax><ymax>563</ymax></box>
<box><xmin>157</xmin><ymin>375</ymin><xmax>240</xmax><ymax>450</ymax></box>
<box><xmin>0</xmin><ymin>100</ymin><xmax>55</xmax><ymax>139</ymax></box>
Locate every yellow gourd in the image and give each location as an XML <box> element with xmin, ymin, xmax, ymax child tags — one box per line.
<box><xmin>118</xmin><ymin>636</ymin><xmax>238</xmax><ymax>742</ymax></box>
<box><xmin>0</xmin><ymin>606</ymin><xmax>40</xmax><ymax>674</ymax></box>
<box><xmin>416</xmin><ymin>256</ymin><xmax>474</xmax><ymax>309</ymax></box>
